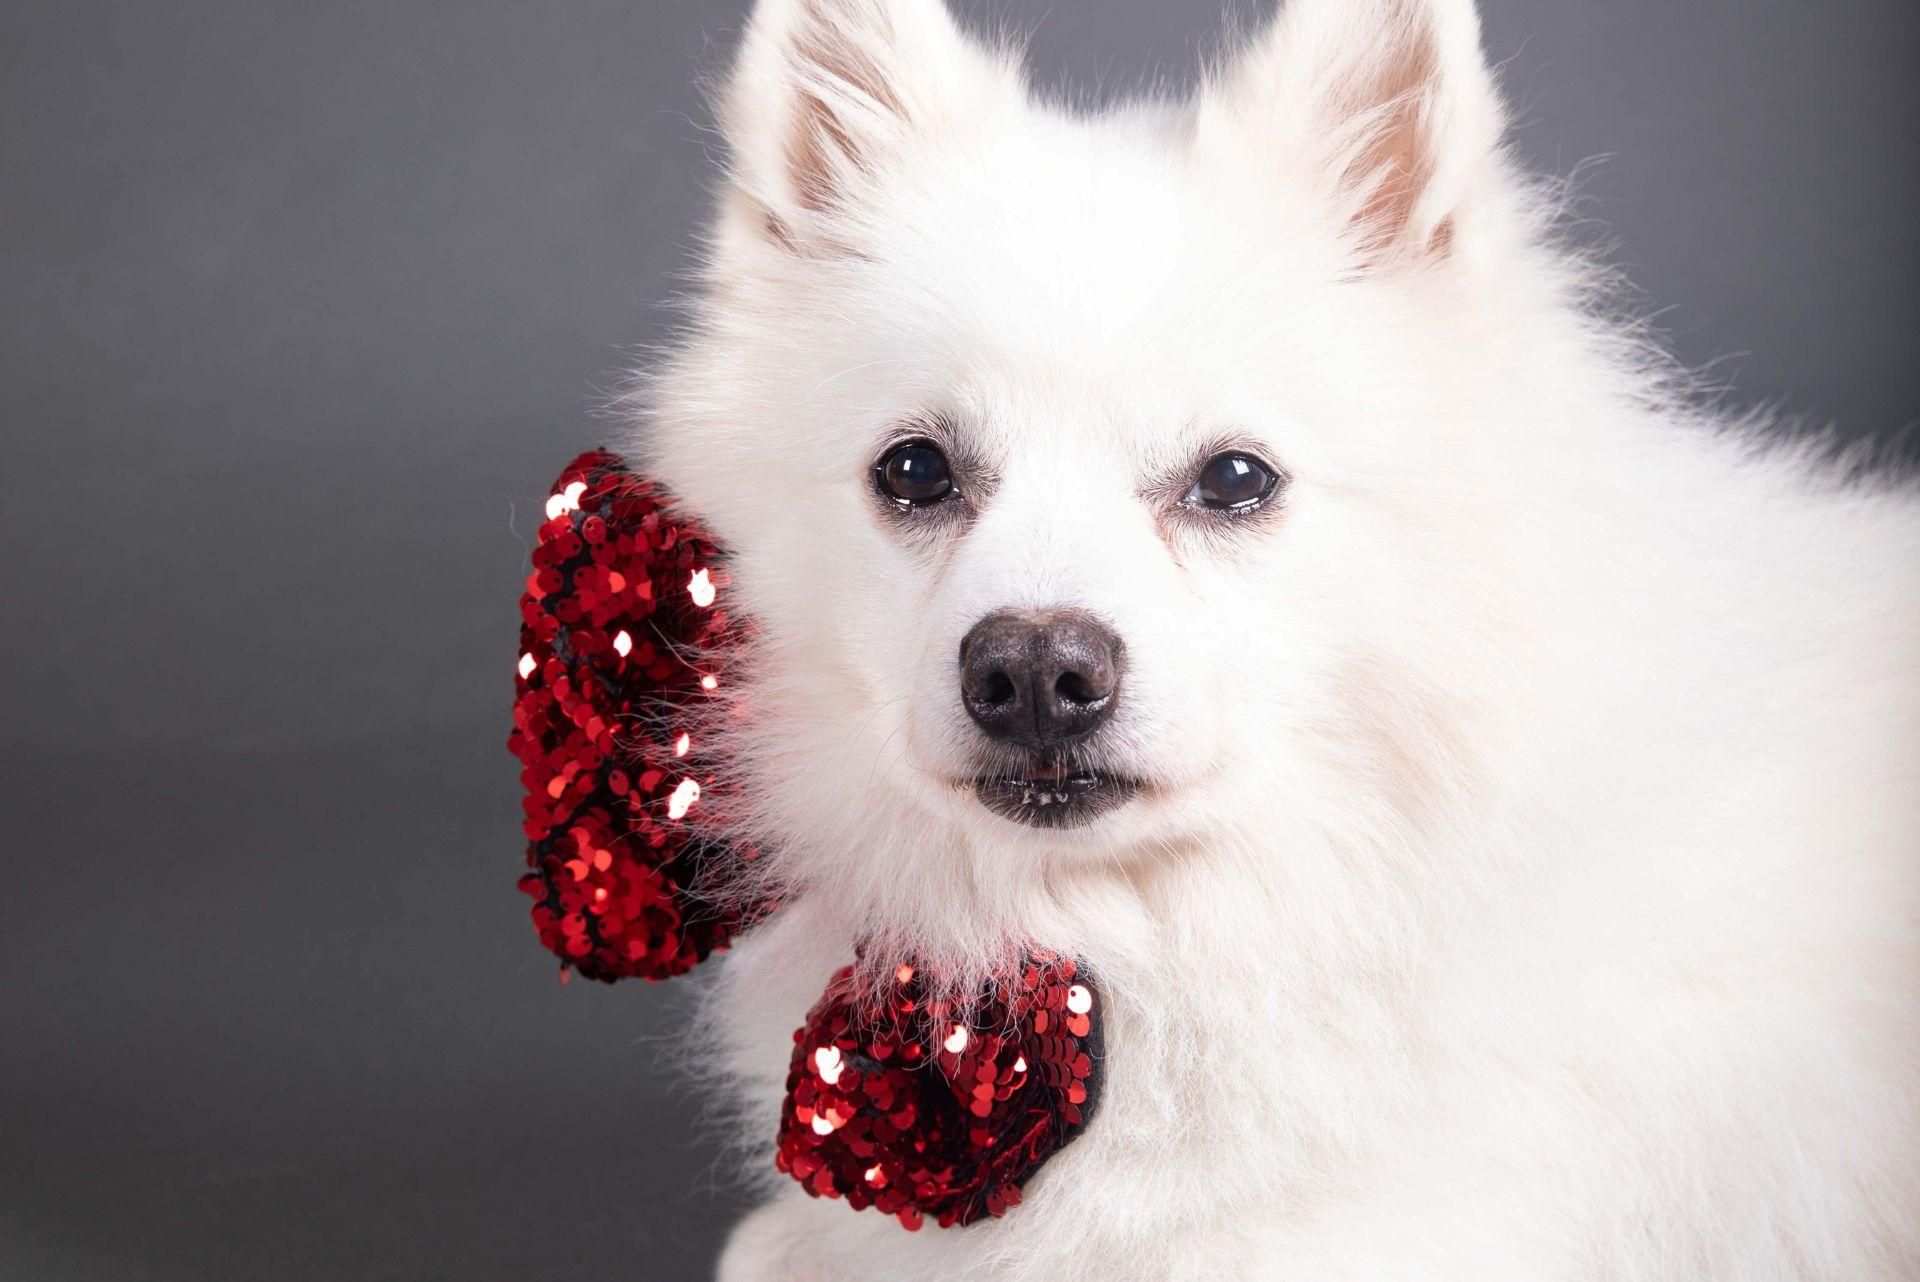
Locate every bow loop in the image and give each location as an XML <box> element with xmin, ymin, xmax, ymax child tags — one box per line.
<box><xmin>777</xmin><ymin>953</ymin><xmax>1102</xmax><ymax>1229</ymax></box>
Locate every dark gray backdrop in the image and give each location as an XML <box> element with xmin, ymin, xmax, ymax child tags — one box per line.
<box><xmin>2</xmin><ymin>2</ymin><xmax>1915</xmax><ymax>1278</ymax></box>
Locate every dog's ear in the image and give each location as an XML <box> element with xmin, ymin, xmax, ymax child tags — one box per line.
<box><xmin>717</xmin><ymin>0</ymin><xmax>1021</xmax><ymax>251</ymax></box>
<box><xmin>1201</xmin><ymin>0</ymin><xmax>1507</xmax><ymax>269</ymax></box>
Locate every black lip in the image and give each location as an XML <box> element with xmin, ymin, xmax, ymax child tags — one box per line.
<box><xmin>970</xmin><ymin>770</ymin><xmax>1139</xmax><ymax>829</ymax></box>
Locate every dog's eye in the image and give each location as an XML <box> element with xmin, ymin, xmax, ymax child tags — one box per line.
<box><xmin>876</xmin><ymin>441</ymin><xmax>955</xmax><ymax>509</ymax></box>
<box><xmin>1186</xmin><ymin>453</ymin><xmax>1280</xmax><ymax>513</ymax></box>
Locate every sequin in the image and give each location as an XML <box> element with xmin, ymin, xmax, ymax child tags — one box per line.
<box><xmin>667</xmin><ymin>778</ymin><xmax>701</xmax><ymax>821</ymax></box>
<box><xmin>688</xmin><ymin>567</ymin><xmax>718</xmax><ymax>608</ymax></box>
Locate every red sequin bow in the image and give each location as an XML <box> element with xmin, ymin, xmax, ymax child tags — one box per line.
<box><xmin>512</xmin><ymin>451</ymin><xmax>1102</xmax><ymax>1226</ymax></box>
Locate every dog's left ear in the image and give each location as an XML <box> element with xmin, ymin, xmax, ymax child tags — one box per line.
<box><xmin>1200</xmin><ymin>0</ymin><xmax>1508</xmax><ymax>269</ymax></box>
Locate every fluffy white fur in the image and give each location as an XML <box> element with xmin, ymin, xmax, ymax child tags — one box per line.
<box><xmin>630</xmin><ymin>0</ymin><xmax>1920</xmax><ymax>1276</ymax></box>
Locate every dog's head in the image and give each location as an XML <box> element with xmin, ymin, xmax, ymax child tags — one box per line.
<box><xmin>643</xmin><ymin>0</ymin><xmax>1558</xmax><ymax>936</ymax></box>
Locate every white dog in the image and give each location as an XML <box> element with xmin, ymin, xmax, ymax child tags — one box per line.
<box><xmin>632</xmin><ymin>0</ymin><xmax>1920</xmax><ymax>1276</ymax></box>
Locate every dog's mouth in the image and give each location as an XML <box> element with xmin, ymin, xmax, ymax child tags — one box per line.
<box><xmin>967</xmin><ymin>760</ymin><xmax>1141</xmax><ymax>829</ymax></box>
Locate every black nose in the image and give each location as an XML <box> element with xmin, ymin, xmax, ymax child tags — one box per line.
<box><xmin>959</xmin><ymin>610</ymin><xmax>1123</xmax><ymax>750</ymax></box>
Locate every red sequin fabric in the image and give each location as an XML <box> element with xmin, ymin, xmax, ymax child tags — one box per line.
<box><xmin>512</xmin><ymin>451</ymin><xmax>1105</xmax><ymax>1228</ymax></box>
<box><xmin>510</xmin><ymin>450</ymin><xmax>744</xmax><ymax>982</ymax></box>
<box><xmin>776</xmin><ymin>954</ymin><xmax>1102</xmax><ymax>1230</ymax></box>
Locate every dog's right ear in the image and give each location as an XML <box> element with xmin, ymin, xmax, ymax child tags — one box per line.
<box><xmin>715</xmin><ymin>0</ymin><xmax>1022</xmax><ymax>253</ymax></box>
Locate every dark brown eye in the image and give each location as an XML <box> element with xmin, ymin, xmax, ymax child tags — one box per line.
<box><xmin>877</xmin><ymin>441</ymin><xmax>955</xmax><ymax>508</ymax></box>
<box><xmin>1186</xmin><ymin>453</ymin><xmax>1280</xmax><ymax>513</ymax></box>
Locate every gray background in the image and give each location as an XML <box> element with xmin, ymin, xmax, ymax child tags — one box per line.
<box><xmin>2</xmin><ymin>1</ymin><xmax>1914</xmax><ymax>1278</ymax></box>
